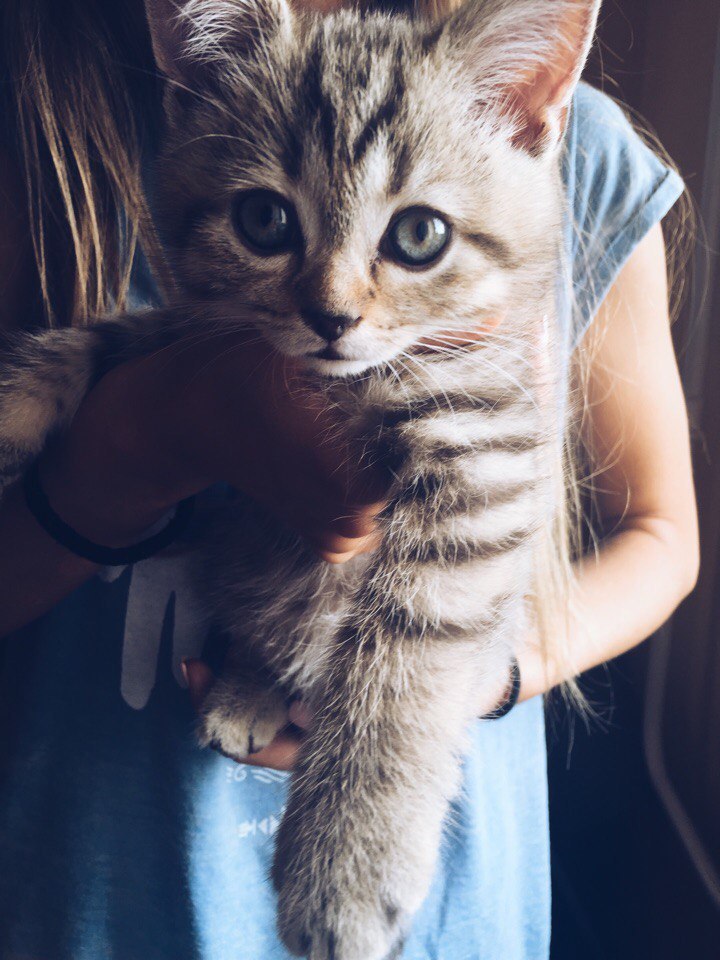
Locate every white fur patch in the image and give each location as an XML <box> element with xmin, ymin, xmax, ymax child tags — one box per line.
<box><xmin>404</xmin><ymin>548</ymin><xmax>533</xmax><ymax>626</ymax></box>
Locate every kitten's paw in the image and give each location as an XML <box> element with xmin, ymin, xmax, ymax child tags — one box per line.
<box><xmin>276</xmin><ymin>884</ymin><xmax>407</xmax><ymax>960</ymax></box>
<box><xmin>273</xmin><ymin>807</ymin><xmax>430</xmax><ymax>960</ymax></box>
<box><xmin>197</xmin><ymin>678</ymin><xmax>288</xmax><ymax>760</ymax></box>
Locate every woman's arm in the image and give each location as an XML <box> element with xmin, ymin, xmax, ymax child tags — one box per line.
<box><xmin>518</xmin><ymin>221</ymin><xmax>700</xmax><ymax>700</ymax></box>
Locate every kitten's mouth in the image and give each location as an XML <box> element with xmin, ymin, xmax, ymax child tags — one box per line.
<box><xmin>312</xmin><ymin>345</ymin><xmax>345</xmax><ymax>361</ymax></box>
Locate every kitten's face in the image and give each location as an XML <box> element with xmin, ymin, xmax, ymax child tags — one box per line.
<box><xmin>155</xmin><ymin>7</ymin><xmax>565</xmax><ymax>376</ymax></box>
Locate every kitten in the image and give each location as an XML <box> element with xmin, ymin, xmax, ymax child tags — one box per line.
<box><xmin>0</xmin><ymin>0</ymin><xmax>600</xmax><ymax>957</ymax></box>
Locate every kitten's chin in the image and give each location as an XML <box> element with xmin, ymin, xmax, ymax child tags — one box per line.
<box><xmin>299</xmin><ymin>355</ymin><xmax>380</xmax><ymax>378</ymax></box>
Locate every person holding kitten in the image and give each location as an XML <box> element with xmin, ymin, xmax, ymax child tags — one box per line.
<box><xmin>0</xmin><ymin>0</ymin><xmax>698</xmax><ymax>958</ymax></box>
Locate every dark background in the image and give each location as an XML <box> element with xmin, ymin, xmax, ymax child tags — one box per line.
<box><xmin>549</xmin><ymin>2</ymin><xmax>720</xmax><ymax>958</ymax></box>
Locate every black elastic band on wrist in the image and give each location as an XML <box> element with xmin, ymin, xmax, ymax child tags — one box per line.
<box><xmin>23</xmin><ymin>459</ymin><xmax>195</xmax><ymax>566</ymax></box>
<box><xmin>482</xmin><ymin>657</ymin><xmax>521</xmax><ymax>721</ymax></box>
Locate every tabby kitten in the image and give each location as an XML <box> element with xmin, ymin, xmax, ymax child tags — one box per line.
<box><xmin>0</xmin><ymin>0</ymin><xmax>600</xmax><ymax>956</ymax></box>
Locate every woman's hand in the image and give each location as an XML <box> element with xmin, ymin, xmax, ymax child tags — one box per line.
<box><xmin>0</xmin><ymin>326</ymin><xmax>388</xmax><ymax>637</ymax></box>
<box><xmin>40</xmin><ymin>329</ymin><xmax>388</xmax><ymax>563</ymax></box>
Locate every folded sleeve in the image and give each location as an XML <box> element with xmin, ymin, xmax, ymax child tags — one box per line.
<box><xmin>562</xmin><ymin>83</ymin><xmax>685</xmax><ymax>349</ymax></box>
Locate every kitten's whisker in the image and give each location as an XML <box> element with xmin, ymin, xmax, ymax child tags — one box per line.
<box><xmin>181</xmin><ymin>335</ymin><xmax>274</xmax><ymax>392</ymax></box>
<box><xmin>423</xmin><ymin>330</ymin><xmax>536</xmax><ymax>370</ymax></box>
<box><xmin>475</xmin><ymin>354</ymin><xmax>539</xmax><ymax>410</ymax></box>
<box><xmin>127</xmin><ymin>327</ymin><xmax>260</xmax><ymax>378</ymax></box>
<box><xmin>401</xmin><ymin>351</ymin><xmax>455</xmax><ymax>416</ymax></box>
<box><xmin>384</xmin><ymin>358</ymin><xmax>415</xmax><ymax>415</ymax></box>
<box><xmin>409</xmin><ymin>342</ymin><xmax>539</xmax><ymax>410</ymax></box>
<box><xmin>395</xmin><ymin>355</ymin><xmax>456</xmax><ymax>421</ymax></box>
<box><xmin>169</xmin><ymin>132</ymin><xmax>265</xmax><ymax>155</ymax></box>
<box><xmin>124</xmin><ymin>64</ymin><xmax>239</xmax><ymax>122</ymax></box>
<box><xmin>416</xmin><ymin>343</ymin><xmax>536</xmax><ymax>396</ymax></box>
<box><xmin>397</xmin><ymin>351</ymin><xmax>471</xmax><ymax>419</ymax></box>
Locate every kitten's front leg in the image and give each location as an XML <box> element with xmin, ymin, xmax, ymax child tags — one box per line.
<box><xmin>271</xmin><ymin>367</ymin><xmax>545</xmax><ymax>958</ymax></box>
<box><xmin>272</xmin><ymin>626</ymin><xmax>511</xmax><ymax>960</ymax></box>
<box><xmin>0</xmin><ymin>327</ymin><xmax>101</xmax><ymax>490</ymax></box>
<box><xmin>0</xmin><ymin>308</ymin><xmax>186</xmax><ymax>492</ymax></box>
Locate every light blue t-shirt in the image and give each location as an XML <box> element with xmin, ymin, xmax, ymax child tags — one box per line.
<box><xmin>0</xmin><ymin>84</ymin><xmax>683</xmax><ymax>960</ymax></box>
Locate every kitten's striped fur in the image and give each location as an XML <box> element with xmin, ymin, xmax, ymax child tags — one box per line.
<box><xmin>0</xmin><ymin>0</ymin><xmax>601</xmax><ymax>956</ymax></box>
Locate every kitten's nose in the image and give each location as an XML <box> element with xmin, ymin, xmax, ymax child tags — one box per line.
<box><xmin>301</xmin><ymin>308</ymin><xmax>360</xmax><ymax>343</ymax></box>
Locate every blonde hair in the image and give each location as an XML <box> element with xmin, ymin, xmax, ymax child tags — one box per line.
<box><xmin>2</xmin><ymin>0</ymin><xmax>168</xmax><ymax>328</ymax></box>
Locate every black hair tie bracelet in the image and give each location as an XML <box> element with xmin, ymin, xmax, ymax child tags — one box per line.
<box><xmin>23</xmin><ymin>459</ymin><xmax>195</xmax><ymax>567</ymax></box>
<box><xmin>481</xmin><ymin>657</ymin><xmax>521</xmax><ymax>720</ymax></box>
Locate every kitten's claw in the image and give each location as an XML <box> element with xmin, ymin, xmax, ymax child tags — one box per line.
<box><xmin>196</xmin><ymin>677</ymin><xmax>288</xmax><ymax>760</ymax></box>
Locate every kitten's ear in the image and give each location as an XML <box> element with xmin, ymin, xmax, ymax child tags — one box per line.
<box><xmin>144</xmin><ymin>0</ymin><xmax>292</xmax><ymax>86</ymax></box>
<box><xmin>443</xmin><ymin>0</ymin><xmax>601</xmax><ymax>154</ymax></box>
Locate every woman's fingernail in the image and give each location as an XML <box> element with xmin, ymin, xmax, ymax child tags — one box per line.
<box><xmin>181</xmin><ymin>659</ymin><xmax>189</xmax><ymax>684</ymax></box>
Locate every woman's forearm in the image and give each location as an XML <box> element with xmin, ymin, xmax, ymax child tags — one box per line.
<box><xmin>0</xmin><ymin>481</ymin><xmax>101</xmax><ymax>637</ymax></box>
<box><xmin>0</xmin><ymin>388</ymin><xmax>180</xmax><ymax>638</ymax></box>
<box><xmin>0</xmin><ymin>467</ymin><xmax>182</xmax><ymax>638</ymax></box>
<box><xmin>518</xmin><ymin>517</ymin><xmax>700</xmax><ymax>702</ymax></box>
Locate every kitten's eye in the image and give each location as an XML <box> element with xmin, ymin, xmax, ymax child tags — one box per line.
<box><xmin>232</xmin><ymin>189</ymin><xmax>299</xmax><ymax>254</ymax></box>
<box><xmin>386</xmin><ymin>208</ymin><xmax>450</xmax><ymax>267</ymax></box>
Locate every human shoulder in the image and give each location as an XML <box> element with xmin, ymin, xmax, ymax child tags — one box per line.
<box><xmin>570</xmin><ymin>81</ymin><xmax>639</xmax><ymax>144</ymax></box>
<box><xmin>565</xmin><ymin>81</ymin><xmax>682</xmax><ymax>223</ymax></box>
<box><xmin>564</xmin><ymin>82</ymin><xmax>684</xmax><ymax>343</ymax></box>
